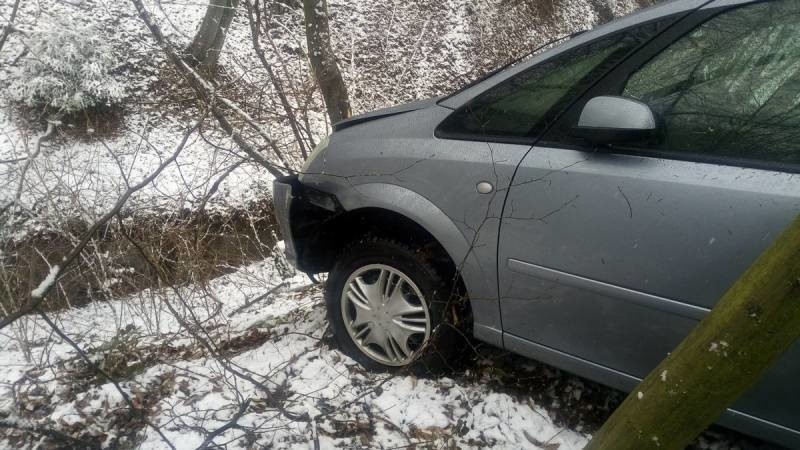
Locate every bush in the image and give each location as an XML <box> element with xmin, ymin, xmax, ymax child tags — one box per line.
<box><xmin>5</xmin><ymin>18</ymin><xmax>125</xmax><ymax>113</ymax></box>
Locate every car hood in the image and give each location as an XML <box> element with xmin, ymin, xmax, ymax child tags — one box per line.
<box><xmin>332</xmin><ymin>96</ymin><xmax>443</xmax><ymax>132</ymax></box>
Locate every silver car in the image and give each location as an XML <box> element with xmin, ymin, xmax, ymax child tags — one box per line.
<box><xmin>273</xmin><ymin>0</ymin><xmax>800</xmax><ymax>446</ymax></box>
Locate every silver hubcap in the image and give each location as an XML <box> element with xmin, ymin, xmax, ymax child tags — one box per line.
<box><xmin>341</xmin><ymin>264</ymin><xmax>431</xmax><ymax>366</ymax></box>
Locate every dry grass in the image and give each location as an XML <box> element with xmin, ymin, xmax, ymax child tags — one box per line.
<box><xmin>0</xmin><ymin>198</ymin><xmax>278</xmax><ymax>313</ymax></box>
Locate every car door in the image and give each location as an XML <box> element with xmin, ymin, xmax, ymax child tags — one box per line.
<box><xmin>498</xmin><ymin>0</ymin><xmax>800</xmax><ymax>436</ymax></box>
<box><xmin>428</xmin><ymin>17</ymin><xmax>675</xmax><ymax>345</ymax></box>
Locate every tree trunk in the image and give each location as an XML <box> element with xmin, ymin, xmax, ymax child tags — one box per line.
<box><xmin>190</xmin><ymin>0</ymin><xmax>239</xmax><ymax>75</ymax></box>
<box><xmin>303</xmin><ymin>0</ymin><xmax>351</xmax><ymax>124</ymax></box>
<box><xmin>586</xmin><ymin>215</ymin><xmax>800</xmax><ymax>450</ymax></box>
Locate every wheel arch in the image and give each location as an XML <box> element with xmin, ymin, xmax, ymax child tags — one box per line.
<box><xmin>294</xmin><ymin>182</ymin><xmax>503</xmax><ymax>345</ymax></box>
<box><xmin>303</xmin><ymin>205</ymin><xmax>468</xmax><ymax>291</ymax></box>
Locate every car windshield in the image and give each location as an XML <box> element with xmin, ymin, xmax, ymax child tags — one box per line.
<box><xmin>440</xmin><ymin>30</ymin><xmax>585</xmax><ymax>103</ymax></box>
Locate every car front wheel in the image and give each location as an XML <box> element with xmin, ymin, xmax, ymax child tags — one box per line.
<box><xmin>326</xmin><ymin>237</ymin><xmax>459</xmax><ymax>372</ymax></box>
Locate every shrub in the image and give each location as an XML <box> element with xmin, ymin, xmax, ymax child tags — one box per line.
<box><xmin>5</xmin><ymin>18</ymin><xmax>125</xmax><ymax>113</ymax></box>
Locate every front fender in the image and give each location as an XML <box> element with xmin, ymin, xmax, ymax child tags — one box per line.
<box><xmin>337</xmin><ymin>183</ymin><xmax>471</xmax><ymax>265</ymax></box>
<box><xmin>333</xmin><ymin>183</ymin><xmax>502</xmax><ymax>346</ymax></box>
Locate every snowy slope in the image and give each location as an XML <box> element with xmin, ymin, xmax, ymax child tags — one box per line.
<box><xmin>0</xmin><ymin>0</ymin><xmax>648</xmax><ymax>238</ymax></box>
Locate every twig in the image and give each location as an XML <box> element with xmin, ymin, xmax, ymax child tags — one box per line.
<box><xmin>197</xmin><ymin>158</ymin><xmax>246</xmax><ymax>211</ymax></box>
<box><xmin>244</xmin><ymin>0</ymin><xmax>309</xmax><ymax>159</ymax></box>
<box><xmin>129</xmin><ymin>0</ymin><xmax>293</xmax><ymax>177</ymax></box>
<box><xmin>0</xmin><ymin>0</ymin><xmax>22</xmax><ymax>53</ymax></box>
<box><xmin>114</xmin><ymin>219</ymin><xmax>310</xmax><ymax>423</ymax></box>
<box><xmin>231</xmin><ymin>281</ymin><xmax>288</xmax><ymax>315</ymax></box>
<box><xmin>0</xmin><ymin>417</ymin><xmax>101</xmax><ymax>449</ymax></box>
<box><xmin>0</xmin><ymin>124</ymin><xmax>198</xmax><ymax>331</ymax></box>
<box><xmin>36</xmin><ymin>311</ymin><xmax>176</xmax><ymax>450</ymax></box>
<box><xmin>0</xmin><ymin>122</ymin><xmax>55</xmax><ymax>217</ymax></box>
<box><xmin>196</xmin><ymin>399</ymin><xmax>251</xmax><ymax>449</ymax></box>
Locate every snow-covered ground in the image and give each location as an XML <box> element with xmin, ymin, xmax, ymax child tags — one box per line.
<box><xmin>0</xmin><ymin>110</ymin><xmax>273</xmax><ymax>235</ymax></box>
<box><xmin>0</xmin><ymin>255</ymin><xmax>765</xmax><ymax>449</ymax></box>
<box><xmin>0</xmin><ymin>0</ymin><xmax>281</xmax><ymax>240</ymax></box>
<box><xmin>0</xmin><ymin>257</ymin><xmax>591</xmax><ymax>449</ymax></box>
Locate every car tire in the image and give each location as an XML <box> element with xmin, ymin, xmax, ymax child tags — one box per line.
<box><xmin>326</xmin><ymin>237</ymin><xmax>463</xmax><ymax>373</ymax></box>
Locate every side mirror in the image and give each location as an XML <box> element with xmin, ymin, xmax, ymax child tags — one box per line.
<box><xmin>570</xmin><ymin>96</ymin><xmax>658</xmax><ymax>145</ymax></box>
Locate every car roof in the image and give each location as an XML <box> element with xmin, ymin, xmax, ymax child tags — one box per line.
<box><xmin>438</xmin><ymin>0</ymin><xmax>716</xmax><ymax>110</ymax></box>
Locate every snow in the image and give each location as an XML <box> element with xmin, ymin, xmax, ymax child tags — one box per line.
<box><xmin>1</xmin><ymin>258</ymin><xmax>594</xmax><ymax>449</ymax></box>
<box><xmin>709</xmin><ymin>341</ymin><xmax>729</xmax><ymax>356</ymax></box>
<box><xmin>5</xmin><ymin>17</ymin><xmax>125</xmax><ymax>113</ymax></box>
<box><xmin>0</xmin><ymin>0</ymin><xmax>280</xmax><ymax>242</ymax></box>
<box><xmin>0</xmin><ymin>108</ymin><xmax>275</xmax><ymax>238</ymax></box>
<box><xmin>1</xmin><ymin>254</ymin><xmax>752</xmax><ymax>448</ymax></box>
<box><xmin>0</xmin><ymin>0</ymin><xmax>646</xmax><ymax>241</ymax></box>
<box><xmin>30</xmin><ymin>264</ymin><xmax>59</xmax><ymax>298</ymax></box>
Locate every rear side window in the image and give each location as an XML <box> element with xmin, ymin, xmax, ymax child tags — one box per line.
<box><xmin>621</xmin><ymin>0</ymin><xmax>800</xmax><ymax>165</ymax></box>
<box><xmin>437</xmin><ymin>21</ymin><xmax>667</xmax><ymax>141</ymax></box>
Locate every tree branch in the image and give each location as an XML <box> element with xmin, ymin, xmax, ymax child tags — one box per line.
<box><xmin>0</xmin><ymin>124</ymin><xmax>198</xmax><ymax>330</ymax></box>
<box><xmin>196</xmin><ymin>399</ymin><xmax>251</xmax><ymax>449</ymax></box>
<box><xmin>129</xmin><ymin>0</ymin><xmax>293</xmax><ymax>176</ymax></box>
<box><xmin>0</xmin><ymin>417</ymin><xmax>101</xmax><ymax>449</ymax></box>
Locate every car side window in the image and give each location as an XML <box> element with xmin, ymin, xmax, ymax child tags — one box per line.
<box><xmin>436</xmin><ymin>21</ymin><xmax>667</xmax><ymax>141</ymax></box>
<box><xmin>621</xmin><ymin>0</ymin><xmax>800</xmax><ymax>166</ymax></box>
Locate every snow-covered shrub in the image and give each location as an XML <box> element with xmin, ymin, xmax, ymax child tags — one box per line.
<box><xmin>5</xmin><ymin>18</ymin><xmax>125</xmax><ymax>113</ymax></box>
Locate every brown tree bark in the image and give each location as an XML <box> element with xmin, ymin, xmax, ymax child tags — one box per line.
<box><xmin>303</xmin><ymin>0</ymin><xmax>351</xmax><ymax>124</ymax></box>
<box><xmin>189</xmin><ymin>0</ymin><xmax>240</xmax><ymax>75</ymax></box>
<box><xmin>586</xmin><ymin>215</ymin><xmax>800</xmax><ymax>450</ymax></box>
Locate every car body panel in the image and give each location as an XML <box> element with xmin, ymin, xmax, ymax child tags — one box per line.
<box><xmin>498</xmin><ymin>145</ymin><xmax>800</xmax><ymax>444</ymax></box>
<box><xmin>504</xmin><ymin>331</ymin><xmax>800</xmax><ymax>447</ymax></box>
<box><xmin>301</xmin><ymin>104</ymin><xmax>530</xmax><ymax>344</ymax></box>
<box><xmin>273</xmin><ymin>0</ymin><xmax>800</xmax><ymax>446</ymax></box>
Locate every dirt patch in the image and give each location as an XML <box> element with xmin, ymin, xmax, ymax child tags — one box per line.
<box><xmin>4</xmin><ymin>101</ymin><xmax>126</xmax><ymax>143</ymax></box>
<box><xmin>456</xmin><ymin>346</ymin><xmax>623</xmax><ymax>433</ymax></box>
<box><xmin>1</xmin><ymin>198</ymin><xmax>279</xmax><ymax>313</ymax></box>
<box><xmin>3</xmin><ymin>367</ymin><xmax>177</xmax><ymax>450</ymax></box>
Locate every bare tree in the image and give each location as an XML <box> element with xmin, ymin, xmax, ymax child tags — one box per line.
<box><xmin>130</xmin><ymin>0</ymin><xmax>293</xmax><ymax>174</ymax></box>
<box><xmin>303</xmin><ymin>0</ymin><xmax>351</xmax><ymax>124</ymax></box>
<box><xmin>189</xmin><ymin>0</ymin><xmax>240</xmax><ymax>75</ymax></box>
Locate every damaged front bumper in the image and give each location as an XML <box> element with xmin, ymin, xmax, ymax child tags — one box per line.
<box><xmin>272</xmin><ymin>175</ymin><xmax>301</xmax><ymax>267</ymax></box>
<box><xmin>272</xmin><ymin>175</ymin><xmax>343</xmax><ymax>273</ymax></box>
